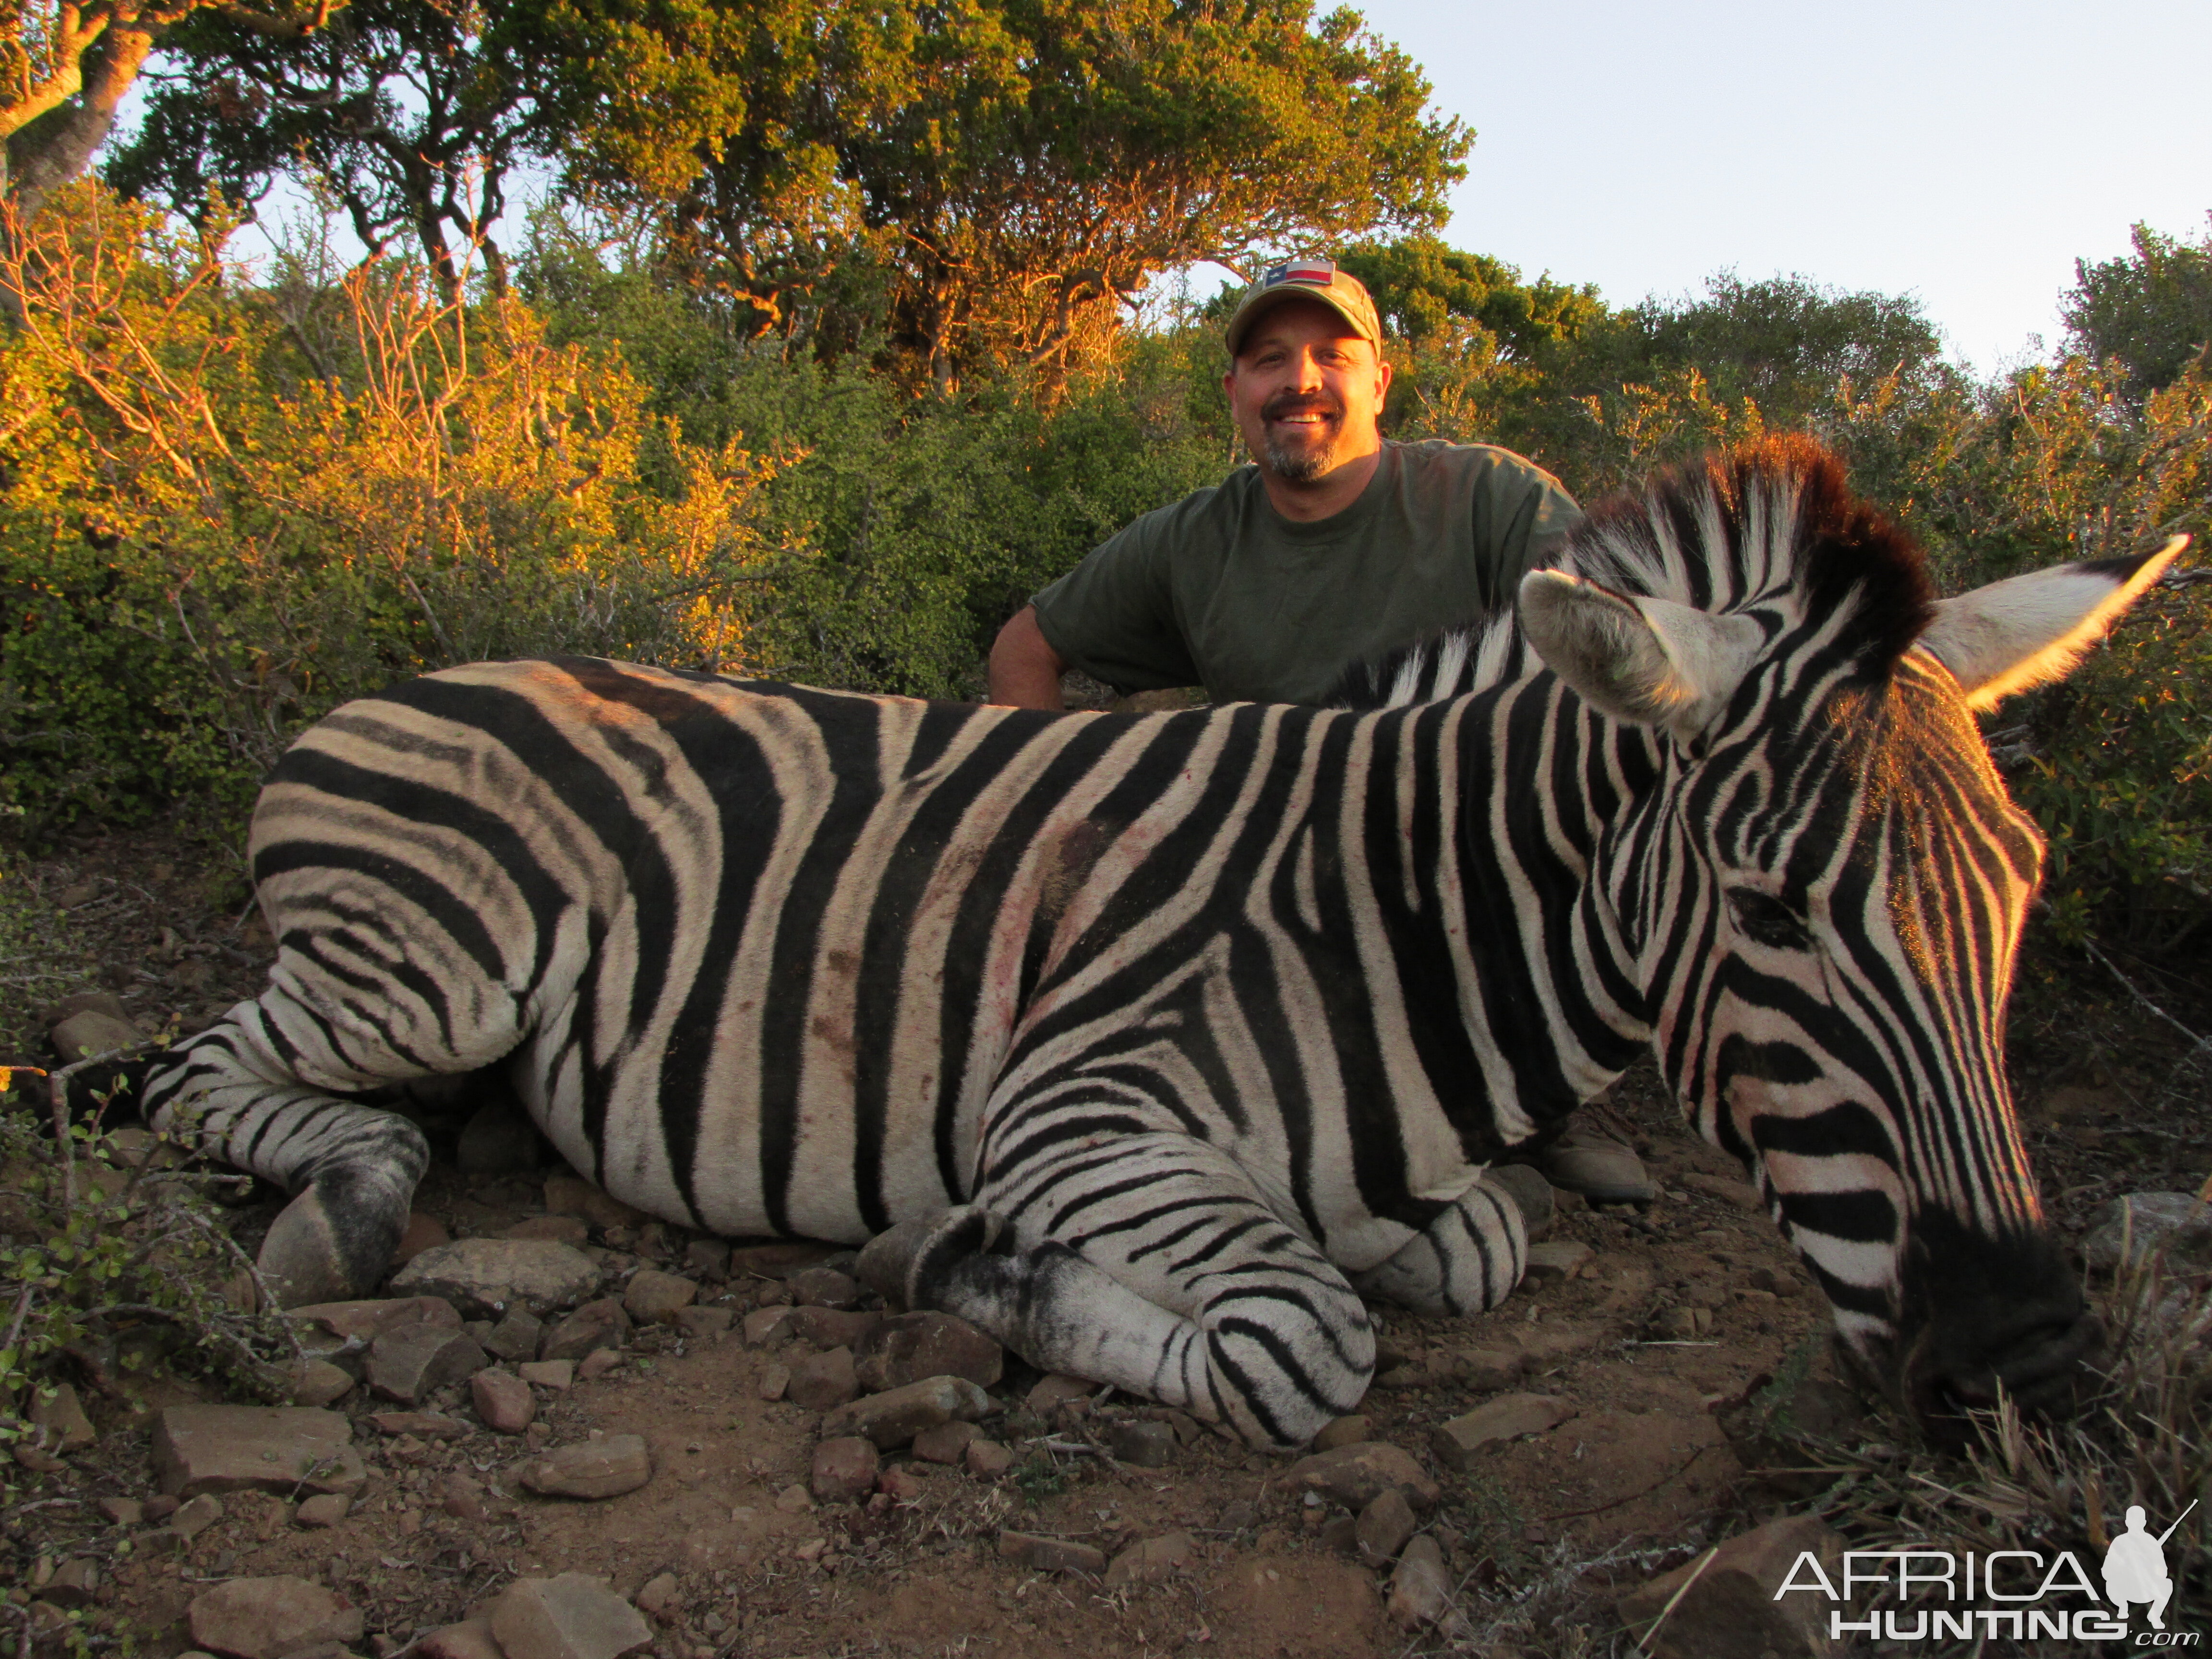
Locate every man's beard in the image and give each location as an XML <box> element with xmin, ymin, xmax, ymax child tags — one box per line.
<box><xmin>1260</xmin><ymin>395</ymin><xmax>1341</xmax><ymax>483</ymax></box>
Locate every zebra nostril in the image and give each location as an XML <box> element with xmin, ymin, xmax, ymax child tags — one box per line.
<box><xmin>1924</xmin><ymin>1310</ymin><xmax>2103</xmax><ymax>1425</ymax></box>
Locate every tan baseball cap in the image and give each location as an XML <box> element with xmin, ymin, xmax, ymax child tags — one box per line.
<box><xmin>1223</xmin><ymin>257</ymin><xmax>1383</xmax><ymax>357</ymax></box>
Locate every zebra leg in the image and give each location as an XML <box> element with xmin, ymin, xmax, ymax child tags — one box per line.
<box><xmin>894</xmin><ymin>1135</ymin><xmax>1376</xmax><ymax>1447</ymax></box>
<box><xmin>142</xmin><ymin>998</ymin><xmax>435</xmax><ymax>1308</ymax></box>
<box><xmin>1346</xmin><ymin>1168</ymin><xmax>1534</xmax><ymax>1315</ymax></box>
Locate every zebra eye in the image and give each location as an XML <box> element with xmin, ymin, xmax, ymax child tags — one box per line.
<box><xmin>1728</xmin><ymin>888</ymin><xmax>1813</xmax><ymax>950</ymax></box>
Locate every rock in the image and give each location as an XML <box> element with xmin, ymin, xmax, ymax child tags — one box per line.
<box><xmin>774</xmin><ymin>1484</ymin><xmax>815</xmax><ymax>1515</ymax></box>
<box><xmin>29</xmin><ymin>1382</ymin><xmax>96</xmax><ymax>1451</ymax></box>
<box><xmin>144</xmin><ymin>1495</ymin><xmax>180</xmax><ymax>1521</ymax></box>
<box><xmin>187</xmin><ymin>1576</ymin><xmax>365</xmax><ymax>1659</ymax></box>
<box><xmin>1652</xmin><ymin>1305</ymin><xmax>1707</xmax><ymax>1339</ymax></box>
<box><xmin>1431</xmin><ymin>1394</ymin><xmax>1577</xmax><ymax>1469</ymax></box>
<box><xmin>368</xmin><ymin>1411</ymin><xmax>469</xmax><ymax>1438</ymax></box>
<box><xmin>998</xmin><ymin>1531</ymin><xmax>1107</xmax><ymax>1575</ymax></box>
<box><xmin>289</xmin><ymin>1297</ymin><xmax>462</xmax><ymax>1343</ymax></box>
<box><xmin>577</xmin><ymin>1348</ymin><xmax>622</xmax><ymax>1382</ymax></box>
<box><xmin>51</xmin><ymin>1005</ymin><xmax>145</xmax><ymax>1062</ymax></box>
<box><xmin>296</xmin><ymin>1494</ymin><xmax>350</xmax><ymax>1527</ymax></box>
<box><xmin>673</xmin><ymin>1306</ymin><xmax>733</xmax><ymax>1342</ymax></box>
<box><xmin>853</xmin><ymin>1312</ymin><xmax>1003</xmax><ymax>1392</ymax></box>
<box><xmin>518</xmin><ymin>1435</ymin><xmax>651</xmax><ymax>1500</ymax></box>
<box><xmin>743</xmin><ymin>1307</ymin><xmax>798</xmax><ymax>1347</ymax></box>
<box><xmin>486</xmin><ymin>1309</ymin><xmax>545</xmax><ymax>1363</ymax></box>
<box><xmin>368</xmin><ymin>1325</ymin><xmax>489</xmax><ymax>1404</ymax></box>
<box><xmin>1747</xmin><ymin>1265</ymin><xmax>1801</xmax><ymax>1299</ymax></box>
<box><xmin>541</xmin><ymin>1299</ymin><xmax>633</xmax><ymax>1361</ymax></box>
<box><xmin>820</xmin><ymin>1374</ymin><xmax>992</xmax><ymax>1448</ymax></box>
<box><xmin>1617</xmin><ymin>1515</ymin><xmax>1843</xmax><ymax>1659</ymax></box>
<box><xmin>1280</xmin><ymin>1442</ymin><xmax>1440</xmax><ymax>1512</ymax></box>
<box><xmin>727</xmin><ymin>1241</ymin><xmax>841</xmax><ymax>1280</ymax></box>
<box><xmin>1103</xmin><ymin>1531</ymin><xmax>1194</xmax><ymax>1588</ymax></box>
<box><xmin>288</xmin><ymin>1360</ymin><xmax>357</xmax><ymax>1408</ymax></box>
<box><xmin>152</xmin><ymin>1407</ymin><xmax>366</xmax><ymax>1499</ymax></box>
<box><xmin>632</xmin><ymin>1574</ymin><xmax>681</xmax><ymax>1621</ymax></box>
<box><xmin>416</xmin><ymin>1622</ymin><xmax>504</xmax><ymax>1659</ymax></box>
<box><xmin>964</xmin><ymin>1439</ymin><xmax>1015</xmax><ymax>1479</ymax></box>
<box><xmin>787</xmin><ymin>1266</ymin><xmax>859</xmax><ymax>1308</ymax></box>
<box><xmin>505</xmin><ymin>1216</ymin><xmax>589</xmax><ymax>1247</ymax></box>
<box><xmin>1356</xmin><ymin>1490</ymin><xmax>1418</xmax><ymax>1565</ymax></box>
<box><xmin>473</xmin><ymin>1370</ymin><xmax>537</xmax><ymax>1434</ymax></box>
<box><xmin>1318</xmin><ymin>1515</ymin><xmax>1360</xmax><ymax>1556</ymax></box>
<box><xmin>1386</xmin><ymin>1536</ymin><xmax>1460</xmax><ymax>1632</ymax></box>
<box><xmin>810</xmin><ymin>1437</ymin><xmax>881</xmax><ymax>1503</ymax></box>
<box><xmin>1449</xmin><ymin>1346</ymin><xmax>1527</xmax><ymax>1392</ymax></box>
<box><xmin>1105</xmin><ymin>1420</ymin><xmax>1177</xmax><ymax>1468</ymax></box>
<box><xmin>1679</xmin><ymin>1173</ymin><xmax>1763</xmax><ymax>1211</ymax></box>
<box><xmin>390</xmin><ymin>1239</ymin><xmax>601</xmax><ymax>1319</ymax></box>
<box><xmin>912</xmin><ymin>1421</ymin><xmax>980</xmax><ymax>1464</ymax></box>
<box><xmin>1523</xmin><ymin>1240</ymin><xmax>1592</xmax><ymax>1282</ymax></box>
<box><xmin>36</xmin><ymin>1559</ymin><xmax>98</xmax><ymax>1608</ymax></box>
<box><xmin>1025</xmin><ymin>1373</ymin><xmax>1094</xmax><ymax>1415</ymax></box>
<box><xmin>878</xmin><ymin>1463</ymin><xmax>930</xmax><ymax>1502</ymax></box>
<box><xmin>622</xmin><ymin>1270</ymin><xmax>698</xmax><ymax>1324</ymax></box>
<box><xmin>2082</xmin><ymin>1192</ymin><xmax>2212</xmax><ymax>1271</ymax></box>
<box><xmin>757</xmin><ymin>1364</ymin><xmax>790</xmax><ymax>1401</ymax></box>
<box><xmin>1312</xmin><ymin>1414</ymin><xmax>1370</xmax><ymax>1452</ymax></box>
<box><xmin>98</xmin><ymin>1496</ymin><xmax>145</xmax><ymax>1526</ymax></box>
<box><xmin>789</xmin><ymin>1306</ymin><xmax>880</xmax><ymax>1349</ymax></box>
<box><xmin>519</xmin><ymin>1359</ymin><xmax>575</xmax><ymax>1391</ymax></box>
<box><xmin>542</xmin><ymin>1175</ymin><xmax>649</xmax><ymax>1232</ymax></box>
<box><xmin>457</xmin><ymin>1100</ymin><xmax>543</xmax><ymax>1175</ymax></box>
<box><xmin>392</xmin><ymin>1213</ymin><xmax>450</xmax><ymax>1267</ymax></box>
<box><xmin>684</xmin><ymin>1239</ymin><xmax>731</xmax><ymax>1282</ymax></box>
<box><xmin>439</xmin><ymin>1474</ymin><xmax>489</xmax><ymax>1522</ymax></box>
<box><xmin>172</xmin><ymin>1493</ymin><xmax>224</xmax><ymax>1539</ymax></box>
<box><xmin>492</xmin><ymin>1574</ymin><xmax>652</xmax><ymax>1659</ymax></box>
<box><xmin>787</xmin><ymin>1346</ymin><xmax>860</xmax><ymax>1411</ymax></box>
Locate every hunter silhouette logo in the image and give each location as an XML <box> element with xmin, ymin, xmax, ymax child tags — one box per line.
<box><xmin>2107</xmin><ymin>1502</ymin><xmax>2196</xmax><ymax>1632</ymax></box>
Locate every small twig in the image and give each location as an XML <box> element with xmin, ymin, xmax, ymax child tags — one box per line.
<box><xmin>1</xmin><ymin>1283</ymin><xmax>34</xmax><ymax>1366</ymax></box>
<box><xmin>2077</xmin><ymin>933</ymin><xmax>2212</xmax><ymax>1065</ymax></box>
<box><xmin>1628</xmin><ymin>1543</ymin><xmax>1719</xmax><ymax>1655</ymax></box>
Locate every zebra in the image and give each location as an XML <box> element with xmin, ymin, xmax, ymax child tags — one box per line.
<box><xmin>133</xmin><ymin>437</ymin><xmax>2179</xmax><ymax>1446</ymax></box>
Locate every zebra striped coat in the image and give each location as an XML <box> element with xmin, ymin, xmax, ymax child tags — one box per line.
<box><xmin>142</xmin><ymin>439</ymin><xmax>2177</xmax><ymax>1443</ymax></box>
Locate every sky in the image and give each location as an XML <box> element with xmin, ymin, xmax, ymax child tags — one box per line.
<box><xmin>1335</xmin><ymin>0</ymin><xmax>2212</xmax><ymax>375</ymax></box>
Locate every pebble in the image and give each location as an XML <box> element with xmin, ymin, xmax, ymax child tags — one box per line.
<box><xmin>789</xmin><ymin>1307</ymin><xmax>881</xmax><ymax>1349</ymax></box>
<box><xmin>287</xmin><ymin>1361</ymin><xmax>357</xmax><ymax>1408</ymax></box>
<box><xmin>457</xmin><ymin>1101</ymin><xmax>543</xmax><ymax>1176</ymax></box>
<box><xmin>853</xmin><ymin>1311</ymin><xmax>1003</xmax><ymax>1392</ymax></box>
<box><xmin>1280</xmin><ymin>1442</ymin><xmax>1440</xmax><ymax>1512</ymax></box>
<box><xmin>787</xmin><ymin>1346</ymin><xmax>861</xmax><ymax>1411</ymax></box>
<box><xmin>1523</xmin><ymin>1240</ymin><xmax>1593</xmax><ymax>1282</ymax></box>
<box><xmin>518</xmin><ymin>1359</ymin><xmax>575</xmax><ymax>1391</ymax></box>
<box><xmin>2082</xmin><ymin>1192</ymin><xmax>2212</xmax><ymax>1271</ymax></box>
<box><xmin>684</xmin><ymin>1239</ymin><xmax>731</xmax><ymax>1282</ymax></box>
<box><xmin>1617</xmin><ymin>1514</ymin><xmax>1840</xmax><ymax>1659</ymax></box>
<box><xmin>28</xmin><ymin>1382</ymin><xmax>96</xmax><ymax>1450</ymax></box>
<box><xmin>368</xmin><ymin>1326</ymin><xmax>488</xmax><ymax>1405</ymax></box>
<box><xmin>1386</xmin><ymin>1536</ymin><xmax>1461</xmax><ymax>1633</ymax></box>
<box><xmin>622</xmin><ymin>1270</ymin><xmax>698</xmax><ymax>1323</ymax></box>
<box><xmin>416</xmin><ymin>1622</ymin><xmax>504</xmax><ymax>1659</ymax></box>
<box><xmin>743</xmin><ymin>1307</ymin><xmax>798</xmax><ymax>1347</ymax></box>
<box><xmin>1218</xmin><ymin>1500</ymin><xmax>1257</xmax><ymax>1532</ymax></box>
<box><xmin>787</xmin><ymin>1266</ymin><xmax>859</xmax><ymax>1309</ymax></box>
<box><xmin>491</xmin><ymin>1573</ymin><xmax>652</xmax><ymax>1659</ymax></box>
<box><xmin>542</xmin><ymin>1174</ymin><xmax>649</xmax><ymax>1232</ymax></box>
<box><xmin>152</xmin><ymin>1406</ymin><xmax>366</xmax><ymax>1500</ymax></box>
<box><xmin>963</xmin><ymin>1439</ymin><xmax>1015</xmax><ymax>1479</ymax></box>
<box><xmin>391</xmin><ymin>1213</ymin><xmax>451</xmax><ymax>1267</ymax></box>
<box><xmin>878</xmin><ymin>1464</ymin><xmax>929</xmax><ymax>1502</ymax></box>
<box><xmin>1451</xmin><ymin>1346</ymin><xmax>1528</xmax><ymax>1391</ymax></box>
<box><xmin>633</xmin><ymin>1574</ymin><xmax>680</xmax><ymax>1620</ymax></box>
<box><xmin>998</xmin><ymin>1531</ymin><xmax>1106</xmax><ymax>1575</ymax></box>
<box><xmin>542</xmin><ymin>1299</ymin><xmax>634</xmax><ymax>1362</ymax></box>
<box><xmin>773</xmin><ymin>1484</ymin><xmax>815</xmax><ymax>1514</ymax></box>
<box><xmin>288</xmin><ymin>1297</ymin><xmax>460</xmax><ymax>1343</ymax></box>
<box><xmin>1024</xmin><ymin>1373</ymin><xmax>1094</xmax><ymax>1415</ymax></box>
<box><xmin>1678</xmin><ymin>1172</ymin><xmax>1763</xmax><ymax>1211</ymax></box>
<box><xmin>821</xmin><ymin>1374</ymin><xmax>991</xmax><ymax>1448</ymax></box>
<box><xmin>98</xmin><ymin>1496</ymin><xmax>144</xmax><ymax>1526</ymax></box>
<box><xmin>439</xmin><ymin>1474</ymin><xmax>490</xmax><ymax>1522</ymax></box>
<box><xmin>810</xmin><ymin>1436</ymin><xmax>881</xmax><ymax>1503</ymax></box>
<box><xmin>187</xmin><ymin>1575</ymin><xmax>365</xmax><ymax>1659</ymax></box>
<box><xmin>1430</xmin><ymin>1394</ymin><xmax>1578</xmax><ymax>1470</ymax></box>
<box><xmin>728</xmin><ymin>1241</ymin><xmax>841</xmax><ymax>1279</ymax></box>
<box><xmin>368</xmin><ymin>1411</ymin><xmax>469</xmax><ymax>1439</ymax></box>
<box><xmin>518</xmin><ymin>1435</ymin><xmax>652</xmax><ymax>1500</ymax></box>
<box><xmin>295</xmin><ymin>1494</ymin><xmax>350</xmax><ymax>1528</ymax></box>
<box><xmin>1311</xmin><ymin>1415</ymin><xmax>1370</xmax><ymax>1452</ymax></box>
<box><xmin>172</xmin><ymin>1493</ymin><xmax>224</xmax><ymax>1539</ymax></box>
<box><xmin>36</xmin><ymin>1559</ymin><xmax>98</xmax><ymax>1608</ymax></box>
<box><xmin>757</xmin><ymin>1364</ymin><xmax>790</xmax><ymax>1402</ymax></box>
<box><xmin>1356</xmin><ymin>1490</ymin><xmax>1418</xmax><ymax>1564</ymax></box>
<box><xmin>1102</xmin><ymin>1531</ymin><xmax>1193</xmax><ymax>1588</ymax></box>
<box><xmin>486</xmin><ymin>1309</ymin><xmax>545</xmax><ymax>1363</ymax></box>
<box><xmin>473</xmin><ymin>1370</ymin><xmax>537</xmax><ymax>1433</ymax></box>
<box><xmin>911</xmin><ymin>1421</ymin><xmax>979</xmax><ymax>1464</ymax></box>
<box><xmin>576</xmin><ymin>1348</ymin><xmax>623</xmax><ymax>1382</ymax></box>
<box><xmin>505</xmin><ymin>1216</ymin><xmax>590</xmax><ymax>1246</ymax></box>
<box><xmin>390</xmin><ymin>1238</ymin><xmax>602</xmax><ymax>1319</ymax></box>
<box><xmin>672</xmin><ymin>1306</ymin><xmax>733</xmax><ymax>1342</ymax></box>
<box><xmin>1104</xmin><ymin>1419</ymin><xmax>1177</xmax><ymax>1467</ymax></box>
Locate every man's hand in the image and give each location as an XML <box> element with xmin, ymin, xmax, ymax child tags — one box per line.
<box><xmin>988</xmin><ymin>606</ymin><xmax>1068</xmax><ymax>708</ymax></box>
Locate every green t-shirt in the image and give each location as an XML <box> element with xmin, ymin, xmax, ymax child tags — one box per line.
<box><xmin>1031</xmin><ymin>440</ymin><xmax>1582</xmax><ymax>705</ymax></box>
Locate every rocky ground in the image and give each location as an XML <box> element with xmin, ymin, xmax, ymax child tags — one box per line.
<box><xmin>6</xmin><ymin>816</ymin><xmax>2210</xmax><ymax>1659</ymax></box>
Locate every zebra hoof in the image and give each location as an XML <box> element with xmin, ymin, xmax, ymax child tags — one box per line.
<box><xmin>255</xmin><ymin>1185</ymin><xmax>396</xmax><ymax>1308</ymax></box>
<box><xmin>905</xmin><ymin>1205</ymin><xmax>1015</xmax><ymax>1310</ymax></box>
<box><xmin>856</xmin><ymin>1217</ymin><xmax>941</xmax><ymax>1309</ymax></box>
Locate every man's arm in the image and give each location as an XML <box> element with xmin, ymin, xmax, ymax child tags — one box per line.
<box><xmin>988</xmin><ymin>605</ymin><xmax>1069</xmax><ymax>709</ymax></box>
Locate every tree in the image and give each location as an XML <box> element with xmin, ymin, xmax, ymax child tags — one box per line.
<box><xmin>570</xmin><ymin>0</ymin><xmax>1471</xmax><ymax>390</ymax></box>
<box><xmin>106</xmin><ymin>0</ymin><xmax>551</xmax><ymax>299</ymax></box>
<box><xmin>1335</xmin><ymin>234</ymin><xmax>1603</xmax><ymax>359</ymax></box>
<box><xmin>2063</xmin><ymin>217</ymin><xmax>2212</xmax><ymax>398</ymax></box>
<box><xmin>1</xmin><ymin>0</ymin><xmax>338</xmax><ymax>219</ymax></box>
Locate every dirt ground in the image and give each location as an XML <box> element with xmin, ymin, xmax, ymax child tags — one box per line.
<box><xmin>7</xmin><ymin>814</ymin><xmax>2210</xmax><ymax>1659</ymax></box>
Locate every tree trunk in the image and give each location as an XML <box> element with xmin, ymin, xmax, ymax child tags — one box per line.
<box><xmin>9</xmin><ymin>20</ymin><xmax>158</xmax><ymax>222</ymax></box>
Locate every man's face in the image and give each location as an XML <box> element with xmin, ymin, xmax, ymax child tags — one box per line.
<box><xmin>1224</xmin><ymin>298</ymin><xmax>1392</xmax><ymax>486</ymax></box>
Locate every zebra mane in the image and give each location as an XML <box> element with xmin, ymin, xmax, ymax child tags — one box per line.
<box><xmin>1334</xmin><ymin>436</ymin><xmax>1934</xmax><ymax>710</ymax></box>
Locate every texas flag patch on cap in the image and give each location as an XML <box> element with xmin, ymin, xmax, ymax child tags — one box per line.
<box><xmin>1263</xmin><ymin>258</ymin><xmax>1337</xmax><ymax>289</ymax></box>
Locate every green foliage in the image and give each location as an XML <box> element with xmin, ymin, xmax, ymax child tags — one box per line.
<box><xmin>2063</xmin><ymin>216</ymin><xmax>2212</xmax><ymax>398</ymax></box>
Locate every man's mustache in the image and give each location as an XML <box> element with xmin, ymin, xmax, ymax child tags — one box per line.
<box><xmin>1261</xmin><ymin>394</ymin><xmax>1343</xmax><ymax>422</ymax></box>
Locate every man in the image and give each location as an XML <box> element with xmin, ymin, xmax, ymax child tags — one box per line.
<box><xmin>987</xmin><ymin>257</ymin><xmax>1654</xmax><ymax>1203</ymax></box>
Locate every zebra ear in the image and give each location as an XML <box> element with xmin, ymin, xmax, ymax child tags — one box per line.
<box><xmin>1518</xmin><ymin>569</ymin><xmax>1765</xmax><ymax>739</ymax></box>
<box><xmin>1918</xmin><ymin>536</ymin><xmax>2188</xmax><ymax>711</ymax></box>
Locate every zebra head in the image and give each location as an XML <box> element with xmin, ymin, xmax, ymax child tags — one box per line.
<box><xmin>1519</xmin><ymin>438</ymin><xmax>2183</xmax><ymax>1424</ymax></box>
